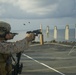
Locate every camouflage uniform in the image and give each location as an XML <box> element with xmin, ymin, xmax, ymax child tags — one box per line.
<box><xmin>0</xmin><ymin>21</ymin><xmax>29</xmax><ymax>75</ymax></box>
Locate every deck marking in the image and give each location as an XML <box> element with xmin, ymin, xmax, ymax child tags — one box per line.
<box><xmin>22</xmin><ymin>53</ymin><xmax>65</xmax><ymax>75</ymax></box>
<box><xmin>68</xmin><ymin>44</ymin><xmax>76</xmax><ymax>55</ymax></box>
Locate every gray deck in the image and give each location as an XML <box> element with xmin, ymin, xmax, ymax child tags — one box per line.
<box><xmin>20</xmin><ymin>43</ymin><xmax>76</xmax><ymax>75</ymax></box>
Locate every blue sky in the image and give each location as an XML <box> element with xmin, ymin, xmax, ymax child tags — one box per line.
<box><xmin>0</xmin><ymin>0</ymin><xmax>76</xmax><ymax>30</ymax></box>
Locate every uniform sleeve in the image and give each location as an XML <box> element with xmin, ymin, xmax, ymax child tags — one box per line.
<box><xmin>0</xmin><ymin>38</ymin><xmax>29</xmax><ymax>54</ymax></box>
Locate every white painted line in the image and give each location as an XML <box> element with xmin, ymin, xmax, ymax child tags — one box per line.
<box><xmin>68</xmin><ymin>44</ymin><xmax>76</xmax><ymax>55</ymax></box>
<box><xmin>22</xmin><ymin>53</ymin><xmax>65</xmax><ymax>75</ymax></box>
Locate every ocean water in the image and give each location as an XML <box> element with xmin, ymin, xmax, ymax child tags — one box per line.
<box><xmin>41</xmin><ymin>29</ymin><xmax>75</xmax><ymax>42</ymax></box>
<box><xmin>9</xmin><ymin>29</ymin><xmax>76</xmax><ymax>42</ymax></box>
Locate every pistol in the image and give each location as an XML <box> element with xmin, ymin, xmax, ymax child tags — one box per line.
<box><xmin>26</xmin><ymin>29</ymin><xmax>42</xmax><ymax>36</ymax></box>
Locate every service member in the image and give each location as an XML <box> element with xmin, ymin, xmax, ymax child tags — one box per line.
<box><xmin>0</xmin><ymin>21</ymin><xmax>35</xmax><ymax>75</ymax></box>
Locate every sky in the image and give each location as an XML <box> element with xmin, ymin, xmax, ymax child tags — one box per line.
<box><xmin>0</xmin><ymin>0</ymin><xmax>76</xmax><ymax>30</ymax></box>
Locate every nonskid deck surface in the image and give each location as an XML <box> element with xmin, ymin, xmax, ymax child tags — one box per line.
<box><xmin>20</xmin><ymin>43</ymin><xmax>76</xmax><ymax>75</ymax></box>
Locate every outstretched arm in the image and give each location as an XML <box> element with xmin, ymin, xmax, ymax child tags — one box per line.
<box><xmin>0</xmin><ymin>33</ymin><xmax>35</xmax><ymax>54</ymax></box>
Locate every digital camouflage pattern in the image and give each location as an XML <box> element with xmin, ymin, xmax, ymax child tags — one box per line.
<box><xmin>0</xmin><ymin>38</ymin><xmax>29</xmax><ymax>54</ymax></box>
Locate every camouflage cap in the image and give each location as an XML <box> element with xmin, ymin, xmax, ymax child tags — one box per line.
<box><xmin>0</xmin><ymin>21</ymin><xmax>11</xmax><ymax>32</ymax></box>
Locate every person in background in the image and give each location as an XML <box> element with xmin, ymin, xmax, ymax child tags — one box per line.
<box><xmin>0</xmin><ymin>21</ymin><xmax>35</xmax><ymax>75</ymax></box>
